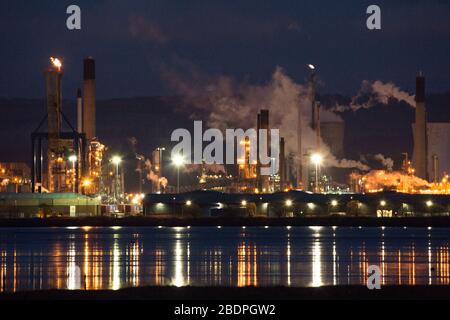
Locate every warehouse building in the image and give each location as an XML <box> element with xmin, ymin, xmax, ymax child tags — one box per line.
<box><xmin>0</xmin><ymin>193</ymin><xmax>101</xmax><ymax>218</ymax></box>
<box><xmin>144</xmin><ymin>190</ymin><xmax>450</xmax><ymax>218</ymax></box>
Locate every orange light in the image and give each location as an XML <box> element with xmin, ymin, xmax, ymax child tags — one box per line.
<box><xmin>50</xmin><ymin>57</ymin><xmax>62</xmax><ymax>71</ymax></box>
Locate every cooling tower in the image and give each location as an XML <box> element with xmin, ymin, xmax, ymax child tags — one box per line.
<box><xmin>83</xmin><ymin>57</ymin><xmax>96</xmax><ymax>141</ymax></box>
<box><xmin>427</xmin><ymin>123</ymin><xmax>450</xmax><ymax>181</ymax></box>
<box><xmin>412</xmin><ymin>74</ymin><xmax>428</xmax><ymax>180</ymax></box>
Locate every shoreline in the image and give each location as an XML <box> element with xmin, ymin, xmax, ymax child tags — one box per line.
<box><xmin>1</xmin><ymin>285</ymin><xmax>450</xmax><ymax>300</ymax></box>
<box><xmin>0</xmin><ymin>216</ymin><xmax>449</xmax><ymax>228</ymax></box>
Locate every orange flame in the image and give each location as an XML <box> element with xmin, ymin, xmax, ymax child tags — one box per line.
<box><xmin>50</xmin><ymin>57</ymin><xmax>62</xmax><ymax>71</ymax></box>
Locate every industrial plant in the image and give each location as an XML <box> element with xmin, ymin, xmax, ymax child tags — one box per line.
<box><xmin>0</xmin><ymin>56</ymin><xmax>449</xmax><ymax>219</ymax></box>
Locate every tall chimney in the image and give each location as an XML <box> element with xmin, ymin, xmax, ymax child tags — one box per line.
<box><xmin>279</xmin><ymin>137</ymin><xmax>286</xmax><ymax>191</ymax></box>
<box><xmin>45</xmin><ymin>58</ymin><xmax>63</xmax><ymax>192</ymax></box>
<box><xmin>45</xmin><ymin>64</ymin><xmax>62</xmax><ymax>151</ymax></box>
<box><xmin>83</xmin><ymin>57</ymin><xmax>96</xmax><ymax>141</ymax></box>
<box><xmin>297</xmin><ymin>94</ymin><xmax>303</xmax><ymax>189</ymax></box>
<box><xmin>413</xmin><ymin>73</ymin><xmax>428</xmax><ymax>180</ymax></box>
<box><xmin>310</xmin><ymin>69</ymin><xmax>316</xmax><ymax>130</ymax></box>
<box><xmin>257</xmin><ymin>110</ymin><xmax>270</xmax><ymax>192</ymax></box>
<box><xmin>316</xmin><ymin>102</ymin><xmax>321</xmax><ymax>149</ymax></box>
<box><xmin>76</xmin><ymin>88</ymin><xmax>83</xmax><ymax>133</ymax></box>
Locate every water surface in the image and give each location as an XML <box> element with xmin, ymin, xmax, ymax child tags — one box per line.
<box><xmin>0</xmin><ymin>226</ymin><xmax>449</xmax><ymax>291</ymax></box>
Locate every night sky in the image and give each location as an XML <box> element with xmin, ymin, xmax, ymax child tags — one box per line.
<box><xmin>1</xmin><ymin>0</ymin><xmax>450</xmax><ymax>99</ymax></box>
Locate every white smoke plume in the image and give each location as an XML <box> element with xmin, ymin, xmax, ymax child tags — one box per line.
<box><xmin>144</xmin><ymin>159</ymin><xmax>168</xmax><ymax>188</ymax></box>
<box><xmin>163</xmin><ymin>66</ymin><xmax>368</xmax><ymax>171</ymax></box>
<box><xmin>374</xmin><ymin>153</ymin><xmax>394</xmax><ymax>171</ymax></box>
<box><xmin>333</xmin><ymin>80</ymin><xmax>415</xmax><ymax>112</ymax></box>
<box><xmin>129</xmin><ymin>136</ymin><xmax>169</xmax><ymax>189</ymax></box>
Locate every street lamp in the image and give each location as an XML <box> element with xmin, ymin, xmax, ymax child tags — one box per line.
<box><xmin>311</xmin><ymin>153</ymin><xmax>323</xmax><ymax>193</ymax></box>
<box><xmin>111</xmin><ymin>156</ymin><xmax>122</xmax><ymax>203</ymax></box>
<box><xmin>68</xmin><ymin>155</ymin><xmax>77</xmax><ymax>193</ymax></box>
<box><xmin>172</xmin><ymin>154</ymin><xmax>184</xmax><ymax>193</ymax></box>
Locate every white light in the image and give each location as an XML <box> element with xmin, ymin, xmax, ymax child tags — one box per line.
<box><xmin>285</xmin><ymin>199</ymin><xmax>293</xmax><ymax>207</ymax></box>
<box><xmin>186</xmin><ymin>200</ymin><xmax>192</xmax><ymax>206</ymax></box>
<box><xmin>241</xmin><ymin>200</ymin><xmax>247</xmax><ymax>206</ymax></box>
<box><xmin>308</xmin><ymin>64</ymin><xmax>315</xmax><ymax>70</ymax></box>
<box><xmin>111</xmin><ymin>155</ymin><xmax>122</xmax><ymax>165</ymax></box>
<box><xmin>426</xmin><ymin>200</ymin><xmax>433</xmax><ymax>207</ymax></box>
<box><xmin>380</xmin><ymin>200</ymin><xmax>386</xmax><ymax>207</ymax></box>
<box><xmin>68</xmin><ymin>155</ymin><xmax>77</xmax><ymax>162</ymax></box>
<box><xmin>311</xmin><ymin>153</ymin><xmax>323</xmax><ymax>165</ymax></box>
<box><xmin>286</xmin><ymin>226</ymin><xmax>292</xmax><ymax>230</ymax></box>
<box><xmin>331</xmin><ymin>200</ymin><xmax>338</xmax><ymax>207</ymax></box>
<box><xmin>217</xmin><ymin>226</ymin><xmax>222</xmax><ymax>229</ymax></box>
<box><xmin>307</xmin><ymin>202</ymin><xmax>315</xmax><ymax>209</ymax></box>
<box><xmin>172</xmin><ymin>154</ymin><xmax>185</xmax><ymax>167</ymax></box>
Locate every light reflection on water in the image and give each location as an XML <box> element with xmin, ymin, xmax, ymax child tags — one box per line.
<box><xmin>0</xmin><ymin>226</ymin><xmax>449</xmax><ymax>292</ymax></box>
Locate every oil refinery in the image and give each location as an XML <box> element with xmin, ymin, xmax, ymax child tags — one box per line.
<box><xmin>0</xmin><ymin>56</ymin><xmax>449</xmax><ymax>219</ymax></box>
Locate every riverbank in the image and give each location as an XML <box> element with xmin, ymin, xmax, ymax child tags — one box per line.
<box><xmin>0</xmin><ymin>216</ymin><xmax>449</xmax><ymax>228</ymax></box>
<box><xmin>1</xmin><ymin>285</ymin><xmax>450</xmax><ymax>300</ymax></box>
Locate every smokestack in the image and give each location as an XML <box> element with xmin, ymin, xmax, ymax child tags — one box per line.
<box><xmin>413</xmin><ymin>73</ymin><xmax>428</xmax><ymax>180</ymax></box>
<box><xmin>257</xmin><ymin>110</ymin><xmax>270</xmax><ymax>191</ymax></box>
<box><xmin>45</xmin><ymin>57</ymin><xmax>63</xmax><ymax>192</ymax></box>
<box><xmin>45</xmin><ymin>61</ymin><xmax>62</xmax><ymax>145</ymax></box>
<box><xmin>316</xmin><ymin>102</ymin><xmax>321</xmax><ymax>149</ymax></box>
<box><xmin>279</xmin><ymin>137</ymin><xmax>286</xmax><ymax>191</ymax></box>
<box><xmin>45</xmin><ymin>61</ymin><xmax>63</xmax><ymax>151</ymax></box>
<box><xmin>76</xmin><ymin>88</ymin><xmax>83</xmax><ymax>133</ymax></box>
<box><xmin>83</xmin><ymin>57</ymin><xmax>96</xmax><ymax>141</ymax></box>
<box><xmin>310</xmin><ymin>68</ymin><xmax>316</xmax><ymax>130</ymax></box>
<box><xmin>297</xmin><ymin>93</ymin><xmax>303</xmax><ymax>189</ymax></box>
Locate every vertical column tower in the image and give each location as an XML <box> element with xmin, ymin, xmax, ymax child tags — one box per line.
<box><xmin>413</xmin><ymin>73</ymin><xmax>428</xmax><ymax>180</ymax></box>
<box><xmin>83</xmin><ymin>57</ymin><xmax>96</xmax><ymax>141</ymax></box>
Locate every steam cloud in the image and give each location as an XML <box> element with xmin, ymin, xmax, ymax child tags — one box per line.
<box><xmin>129</xmin><ymin>137</ymin><xmax>168</xmax><ymax>189</ymax></box>
<box><xmin>333</xmin><ymin>80</ymin><xmax>415</xmax><ymax>112</ymax></box>
<box><xmin>374</xmin><ymin>153</ymin><xmax>394</xmax><ymax>171</ymax></box>
<box><xmin>145</xmin><ymin>159</ymin><xmax>168</xmax><ymax>188</ymax></box>
<box><xmin>163</xmin><ymin>66</ymin><xmax>370</xmax><ymax>171</ymax></box>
